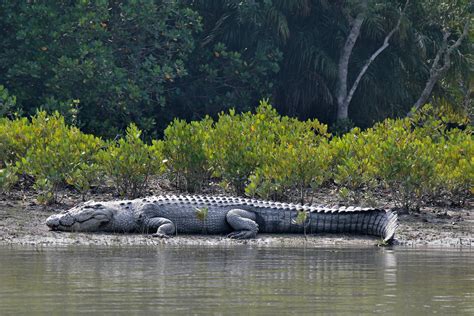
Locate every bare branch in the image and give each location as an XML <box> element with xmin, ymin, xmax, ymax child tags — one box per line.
<box><xmin>428</xmin><ymin>32</ymin><xmax>449</xmax><ymax>75</ymax></box>
<box><xmin>344</xmin><ymin>0</ymin><xmax>410</xmax><ymax>111</ymax></box>
<box><xmin>446</xmin><ymin>20</ymin><xmax>470</xmax><ymax>55</ymax></box>
<box><xmin>410</xmin><ymin>19</ymin><xmax>470</xmax><ymax>115</ymax></box>
<box><xmin>335</xmin><ymin>0</ymin><xmax>368</xmax><ymax>120</ymax></box>
<box><xmin>439</xmin><ymin>20</ymin><xmax>470</xmax><ymax>73</ymax></box>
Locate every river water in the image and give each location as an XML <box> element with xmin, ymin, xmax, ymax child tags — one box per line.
<box><xmin>0</xmin><ymin>246</ymin><xmax>472</xmax><ymax>315</ymax></box>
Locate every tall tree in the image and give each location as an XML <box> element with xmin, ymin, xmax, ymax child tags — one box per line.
<box><xmin>409</xmin><ymin>0</ymin><xmax>472</xmax><ymax>115</ymax></box>
<box><xmin>335</xmin><ymin>0</ymin><xmax>409</xmax><ymax>122</ymax></box>
<box><xmin>267</xmin><ymin>0</ymin><xmax>422</xmax><ymax>126</ymax></box>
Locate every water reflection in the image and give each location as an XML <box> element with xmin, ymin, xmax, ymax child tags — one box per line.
<box><xmin>0</xmin><ymin>246</ymin><xmax>472</xmax><ymax>314</ymax></box>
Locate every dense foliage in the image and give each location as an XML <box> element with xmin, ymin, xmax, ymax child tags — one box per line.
<box><xmin>0</xmin><ymin>103</ymin><xmax>471</xmax><ymax>210</ymax></box>
<box><xmin>0</xmin><ymin>1</ymin><xmax>471</xmax><ymax>136</ymax></box>
<box><xmin>0</xmin><ymin>1</ymin><xmax>471</xmax><ymax>209</ymax></box>
<box><xmin>0</xmin><ymin>1</ymin><xmax>201</xmax><ymax>137</ymax></box>
<box><xmin>1</xmin><ymin>112</ymin><xmax>103</xmax><ymax>202</ymax></box>
<box><xmin>0</xmin><ymin>112</ymin><xmax>163</xmax><ymax>202</ymax></box>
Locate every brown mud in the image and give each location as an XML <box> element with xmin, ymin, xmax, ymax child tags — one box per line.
<box><xmin>0</xmin><ymin>188</ymin><xmax>472</xmax><ymax>248</ymax></box>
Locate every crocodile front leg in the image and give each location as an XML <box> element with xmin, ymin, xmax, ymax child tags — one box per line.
<box><xmin>226</xmin><ymin>209</ymin><xmax>259</xmax><ymax>239</ymax></box>
<box><xmin>144</xmin><ymin>217</ymin><xmax>176</xmax><ymax>238</ymax></box>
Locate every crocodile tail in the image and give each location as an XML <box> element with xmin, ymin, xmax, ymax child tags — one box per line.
<box><xmin>381</xmin><ymin>210</ymin><xmax>398</xmax><ymax>242</ymax></box>
<box><xmin>367</xmin><ymin>209</ymin><xmax>398</xmax><ymax>242</ymax></box>
<box><xmin>307</xmin><ymin>207</ymin><xmax>398</xmax><ymax>241</ymax></box>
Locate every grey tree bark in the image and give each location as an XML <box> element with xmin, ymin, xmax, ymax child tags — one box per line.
<box><xmin>410</xmin><ymin>20</ymin><xmax>470</xmax><ymax>115</ymax></box>
<box><xmin>336</xmin><ymin>0</ymin><xmax>409</xmax><ymax>121</ymax></box>
<box><xmin>336</xmin><ymin>0</ymin><xmax>367</xmax><ymax>121</ymax></box>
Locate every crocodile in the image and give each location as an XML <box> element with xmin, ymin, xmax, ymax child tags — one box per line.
<box><xmin>45</xmin><ymin>195</ymin><xmax>398</xmax><ymax>242</ymax></box>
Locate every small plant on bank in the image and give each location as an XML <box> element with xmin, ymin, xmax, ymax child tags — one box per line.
<box><xmin>207</xmin><ymin>100</ymin><xmax>280</xmax><ymax>194</ymax></box>
<box><xmin>246</xmin><ymin>116</ymin><xmax>332</xmax><ymax>203</ymax></box>
<box><xmin>331</xmin><ymin>127</ymin><xmax>378</xmax><ymax>203</ymax></box>
<box><xmin>337</xmin><ymin>187</ymin><xmax>352</xmax><ymax>202</ymax></box>
<box><xmin>0</xmin><ymin>164</ymin><xmax>19</xmax><ymax>194</ymax></box>
<box><xmin>195</xmin><ymin>206</ymin><xmax>209</xmax><ymax>233</ymax></box>
<box><xmin>66</xmin><ymin>163</ymin><xmax>103</xmax><ymax>201</ymax></box>
<box><xmin>370</xmin><ymin>119</ymin><xmax>437</xmax><ymax>211</ymax></box>
<box><xmin>293</xmin><ymin>210</ymin><xmax>310</xmax><ymax>239</ymax></box>
<box><xmin>163</xmin><ymin>117</ymin><xmax>213</xmax><ymax>192</ymax></box>
<box><xmin>97</xmin><ymin>123</ymin><xmax>164</xmax><ymax>198</ymax></box>
<box><xmin>0</xmin><ymin>117</ymin><xmax>35</xmax><ymax>167</ymax></box>
<box><xmin>431</xmin><ymin>128</ymin><xmax>473</xmax><ymax>205</ymax></box>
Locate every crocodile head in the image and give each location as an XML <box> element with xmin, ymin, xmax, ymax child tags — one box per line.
<box><xmin>46</xmin><ymin>202</ymin><xmax>115</xmax><ymax>232</ymax></box>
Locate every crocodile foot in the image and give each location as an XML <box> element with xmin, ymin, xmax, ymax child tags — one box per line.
<box><xmin>227</xmin><ymin>230</ymin><xmax>256</xmax><ymax>239</ymax></box>
<box><xmin>152</xmin><ymin>233</ymin><xmax>171</xmax><ymax>238</ymax></box>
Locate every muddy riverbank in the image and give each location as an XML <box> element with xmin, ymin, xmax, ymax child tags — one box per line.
<box><xmin>0</xmin><ymin>189</ymin><xmax>472</xmax><ymax>247</ymax></box>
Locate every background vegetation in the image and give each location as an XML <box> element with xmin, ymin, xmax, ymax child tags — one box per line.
<box><xmin>0</xmin><ymin>101</ymin><xmax>472</xmax><ymax>211</ymax></box>
<box><xmin>0</xmin><ymin>0</ymin><xmax>471</xmax><ymax>137</ymax></box>
<box><xmin>0</xmin><ymin>1</ymin><xmax>472</xmax><ymax>210</ymax></box>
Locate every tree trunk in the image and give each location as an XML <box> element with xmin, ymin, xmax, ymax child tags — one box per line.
<box><xmin>336</xmin><ymin>1</ymin><xmax>367</xmax><ymax>121</ymax></box>
<box><xmin>410</xmin><ymin>20</ymin><xmax>470</xmax><ymax>115</ymax></box>
<box><xmin>412</xmin><ymin>72</ymin><xmax>442</xmax><ymax>111</ymax></box>
<box><xmin>336</xmin><ymin>0</ymin><xmax>409</xmax><ymax>122</ymax></box>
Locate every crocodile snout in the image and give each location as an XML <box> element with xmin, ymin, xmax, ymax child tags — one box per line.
<box><xmin>46</xmin><ymin>214</ymin><xmax>61</xmax><ymax>230</ymax></box>
<box><xmin>45</xmin><ymin>206</ymin><xmax>114</xmax><ymax>232</ymax></box>
<box><xmin>46</xmin><ymin>212</ymin><xmax>75</xmax><ymax>230</ymax></box>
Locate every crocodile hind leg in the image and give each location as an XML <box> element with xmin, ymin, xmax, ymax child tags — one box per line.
<box><xmin>145</xmin><ymin>217</ymin><xmax>176</xmax><ymax>238</ymax></box>
<box><xmin>226</xmin><ymin>209</ymin><xmax>259</xmax><ymax>239</ymax></box>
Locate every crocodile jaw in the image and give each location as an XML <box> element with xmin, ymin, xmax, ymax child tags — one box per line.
<box><xmin>46</xmin><ymin>207</ymin><xmax>114</xmax><ymax>232</ymax></box>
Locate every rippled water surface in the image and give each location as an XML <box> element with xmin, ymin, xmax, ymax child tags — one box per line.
<box><xmin>0</xmin><ymin>246</ymin><xmax>472</xmax><ymax>314</ymax></box>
